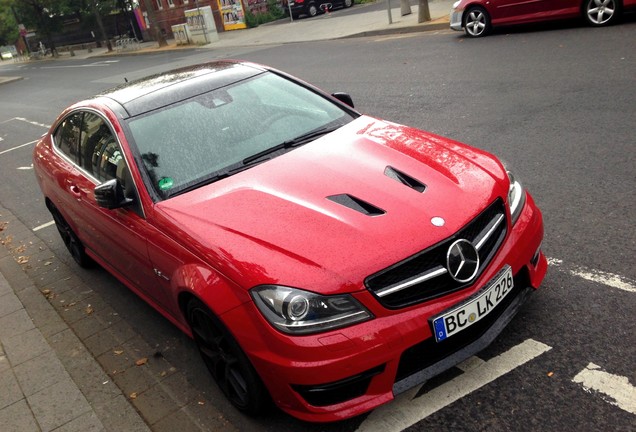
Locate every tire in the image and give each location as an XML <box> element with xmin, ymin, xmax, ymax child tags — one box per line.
<box><xmin>583</xmin><ymin>0</ymin><xmax>619</xmax><ymax>26</ymax></box>
<box><xmin>344</xmin><ymin>0</ymin><xmax>354</xmax><ymax>8</ymax></box>
<box><xmin>49</xmin><ymin>204</ymin><xmax>92</xmax><ymax>268</ymax></box>
<box><xmin>463</xmin><ymin>6</ymin><xmax>491</xmax><ymax>37</ymax></box>
<box><xmin>186</xmin><ymin>298</ymin><xmax>268</xmax><ymax>415</ymax></box>
<box><xmin>307</xmin><ymin>3</ymin><xmax>318</xmax><ymax>17</ymax></box>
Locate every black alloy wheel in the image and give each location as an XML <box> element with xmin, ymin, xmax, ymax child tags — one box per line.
<box><xmin>49</xmin><ymin>204</ymin><xmax>92</xmax><ymax>268</ymax></box>
<box><xmin>187</xmin><ymin>298</ymin><xmax>268</xmax><ymax>415</ymax></box>
<box><xmin>344</xmin><ymin>0</ymin><xmax>353</xmax><ymax>8</ymax></box>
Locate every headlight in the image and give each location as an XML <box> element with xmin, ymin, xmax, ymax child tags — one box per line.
<box><xmin>250</xmin><ymin>285</ymin><xmax>373</xmax><ymax>335</ymax></box>
<box><xmin>505</xmin><ymin>167</ymin><xmax>526</xmax><ymax>225</ymax></box>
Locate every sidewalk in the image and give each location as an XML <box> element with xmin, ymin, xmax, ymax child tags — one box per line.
<box><xmin>0</xmin><ymin>207</ymin><xmax>150</xmax><ymax>432</ymax></box>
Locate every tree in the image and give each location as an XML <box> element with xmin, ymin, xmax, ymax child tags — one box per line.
<box><xmin>89</xmin><ymin>0</ymin><xmax>113</xmax><ymax>51</ymax></box>
<box><xmin>0</xmin><ymin>1</ymin><xmax>19</xmax><ymax>47</ymax></box>
<box><xmin>141</xmin><ymin>0</ymin><xmax>167</xmax><ymax>47</ymax></box>
<box><xmin>8</xmin><ymin>0</ymin><xmax>82</xmax><ymax>55</ymax></box>
<box><xmin>418</xmin><ymin>0</ymin><xmax>431</xmax><ymax>22</ymax></box>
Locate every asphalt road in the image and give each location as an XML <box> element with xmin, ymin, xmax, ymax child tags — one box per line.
<box><xmin>1</xmin><ymin>19</ymin><xmax>635</xmax><ymax>431</ymax></box>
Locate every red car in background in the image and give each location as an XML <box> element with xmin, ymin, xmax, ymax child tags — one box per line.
<box><xmin>451</xmin><ymin>0</ymin><xmax>636</xmax><ymax>37</ymax></box>
<box><xmin>33</xmin><ymin>61</ymin><xmax>547</xmax><ymax>422</ymax></box>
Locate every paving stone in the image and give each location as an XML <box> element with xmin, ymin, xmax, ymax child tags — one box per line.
<box><xmin>0</xmin><ymin>369</ymin><xmax>23</xmax><ymax>410</ymax></box>
<box><xmin>28</xmin><ymin>378</ymin><xmax>92</xmax><ymax>432</ymax></box>
<box><xmin>4</xmin><ymin>327</ymin><xmax>51</xmax><ymax>366</ymax></box>
<box><xmin>71</xmin><ymin>314</ymin><xmax>109</xmax><ymax>340</ymax></box>
<box><xmin>112</xmin><ymin>364</ymin><xmax>159</xmax><ymax>397</ymax></box>
<box><xmin>51</xmin><ymin>410</ymin><xmax>105</xmax><ymax>432</ymax></box>
<box><xmin>0</xmin><ymin>292</ymin><xmax>23</xmax><ymax>318</ymax></box>
<box><xmin>0</xmin><ymin>399</ymin><xmax>40</xmax><ymax>432</ymax></box>
<box><xmin>40</xmin><ymin>275</ymin><xmax>85</xmax><ymax>297</ymax></box>
<box><xmin>13</xmin><ymin>350</ymin><xmax>70</xmax><ymax>397</ymax></box>
<box><xmin>84</xmin><ymin>328</ymin><xmax>121</xmax><ymax>357</ymax></box>
<box><xmin>0</xmin><ymin>352</ymin><xmax>9</xmax><ymax>373</ymax></box>
<box><xmin>0</xmin><ymin>255</ymin><xmax>33</xmax><ymax>293</ymax></box>
<box><xmin>0</xmin><ymin>274</ymin><xmax>11</xmax><ymax>296</ymax></box>
<box><xmin>0</xmin><ymin>309</ymin><xmax>35</xmax><ymax>339</ymax></box>
<box><xmin>92</xmin><ymin>394</ymin><xmax>151</xmax><ymax>432</ymax></box>
<box><xmin>67</xmin><ymin>360</ymin><xmax>121</xmax><ymax>405</ymax></box>
<box><xmin>131</xmin><ymin>384</ymin><xmax>181</xmax><ymax>425</ymax></box>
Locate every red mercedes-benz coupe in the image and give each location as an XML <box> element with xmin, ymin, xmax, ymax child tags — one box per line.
<box><xmin>33</xmin><ymin>61</ymin><xmax>547</xmax><ymax>422</ymax></box>
<box><xmin>451</xmin><ymin>0</ymin><xmax>636</xmax><ymax>37</ymax></box>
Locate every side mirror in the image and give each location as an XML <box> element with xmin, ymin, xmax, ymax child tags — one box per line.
<box><xmin>94</xmin><ymin>179</ymin><xmax>133</xmax><ymax>210</ymax></box>
<box><xmin>332</xmin><ymin>92</ymin><xmax>355</xmax><ymax>108</ymax></box>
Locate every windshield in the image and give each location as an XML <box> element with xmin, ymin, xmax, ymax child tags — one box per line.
<box><xmin>126</xmin><ymin>72</ymin><xmax>355</xmax><ymax>199</ymax></box>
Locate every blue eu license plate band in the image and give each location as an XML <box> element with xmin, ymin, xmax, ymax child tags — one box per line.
<box><xmin>431</xmin><ymin>265</ymin><xmax>514</xmax><ymax>342</ymax></box>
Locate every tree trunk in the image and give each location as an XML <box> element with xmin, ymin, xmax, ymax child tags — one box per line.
<box><xmin>142</xmin><ymin>0</ymin><xmax>168</xmax><ymax>47</ymax></box>
<box><xmin>91</xmin><ymin>0</ymin><xmax>113</xmax><ymax>52</ymax></box>
<box><xmin>401</xmin><ymin>0</ymin><xmax>412</xmax><ymax>16</ymax></box>
<box><xmin>418</xmin><ymin>0</ymin><xmax>431</xmax><ymax>22</ymax></box>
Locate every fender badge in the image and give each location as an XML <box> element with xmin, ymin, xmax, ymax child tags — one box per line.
<box><xmin>431</xmin><ymin>217</ymin><xmax>445</xmax><ymax>227</ymax></box>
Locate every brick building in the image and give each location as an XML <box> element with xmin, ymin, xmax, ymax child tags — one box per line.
<box><xmin>140</xmin><ymin>0</ymin><xmax>272</xmax><ymax>38</ymax></box>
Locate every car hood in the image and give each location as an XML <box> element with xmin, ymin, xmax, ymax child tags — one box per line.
<box><xmin>155</xmin><ymin>116</ymin><xmax>508</xmax><ymax>295</ymax></box>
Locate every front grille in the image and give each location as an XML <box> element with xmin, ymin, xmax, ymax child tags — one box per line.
<box><xmin>365</xmin><ymin>199</ymin><xmax>507</xmax><ymax>309</ymax></box>
<box><xmin>394</xmin><ymin>268</ymin><xmax>531</xmax><ymax>385</ymax></box>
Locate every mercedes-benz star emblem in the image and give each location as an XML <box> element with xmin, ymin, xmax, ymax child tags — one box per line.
<box><xmin>446</xmin><ymin>239</ymin><xmax>480</xmax><ymax>283</ymax></box>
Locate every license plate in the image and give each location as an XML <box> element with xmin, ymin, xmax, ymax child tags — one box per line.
<box><xmin>431</xmin><ymin>265</ymin><xmax>514</xmax><ymax>342</ymax></box>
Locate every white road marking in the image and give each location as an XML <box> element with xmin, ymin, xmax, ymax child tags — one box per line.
<box><xmin>356</xmin><ymin>339</ymin><xmax>552</xmax><ymax>432</ymax></box>
<box><xmin>17</xmin><ymin>164</ymin><xmax>33</xmax><ymax>170</ymax></box>
<box><xmin>33</xmin><ymin>220</ymin><xmax>55</xmax><ymax>232</ymax></box>
<box><xmin>0</xmin><ymin>139</ymin><xmax>38</xmax><ymax>156</ymax></box>
<box><xmin>41</xmin><ymin>60</ymin><xmax>118</xmax><ymax>69</ymax></box>
<box><xmin>14</xmin><ymin>117</ymin><xmax>50</xmax><ymax>129</ymax></box>
<box><xmin>573</xmin><ymin>363</ymin><xmax>636</xmax><ymax>415</ymax></box>
<box><xmin>549</xmin><ymin>257</ymin><xmax>636</xmax><ymax>293</ymax></box>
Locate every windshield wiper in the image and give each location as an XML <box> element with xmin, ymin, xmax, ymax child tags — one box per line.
<box><xmin>169</xmin><ymin>125</ymin><xmax>341</xmax><ymax>198</ymax></box>
<box><xmin>242</xmin><ymin>125</ymin><xmax>341</xmax><ymax>165</ymax></box>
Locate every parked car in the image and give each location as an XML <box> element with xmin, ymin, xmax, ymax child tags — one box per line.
<box><xmin>33</xmin><ymin>61</ymin><xmax>547</xmax><ymax>422</ymax></box>
<box><xmin>451</xmin><ymin>0</ymin><xmax>636</xmax><ymax>37</ymax></box>
<box><xmin>282</xmin><ymin>0</ymin><xmax>353</xmax><ymax>18</ymax></box>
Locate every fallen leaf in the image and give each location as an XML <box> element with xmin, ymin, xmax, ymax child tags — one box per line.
<box><xmin>135</xmin><ymin>357</ymin><xmax>148</xmax><ymax>366</ymax></box>
<box><xmin>129</xmin><ymin>392</ymin><xmax>138</xmax><ymax>399</ymax></box>
<box><xmin>85</xmin><ymin>305</ymin><xmax>94</xmax><ymax>315</ymax></box>
<box><xmin>14</xmin><ymin>245</ymin><xmax>26</xmax><ymax>253</ymax></box>
<box><xmin>198</xmin><ymin>401</ymin><xmax>205</xmax><ymax>405</ymax></box>
<box><xmin>114</xmin><ymin>350</ymin><xmax>124</xmax><ymax>356</ymax></box>
<box><xmin>42</xmin><ymin>289</ymin><xmax>51</xmax><ymax>296</ymax></box>
<box><xmin>17</xmin><ymin>256</ymin><xmax>29</xmax><ymax>264</ymax></box>
<box><xmin>160</xmin><ymin>371</ymin><xmax>167</xmax><ymax>377</ymax></box>
<box><xmin>547</xmin><ymin>371</ymin><xmax>554</xmax><ymax>377</ymax></box>
<box><xmin>44</xmin><ymin>261</ymin><xmax>52</xmax><ymax>266</ymax></box>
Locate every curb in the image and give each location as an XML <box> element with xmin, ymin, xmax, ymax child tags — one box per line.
<box><xmin>342</xmin><ymin>20</ymin><xmax>450</xmax><ymax>38</ymax></box>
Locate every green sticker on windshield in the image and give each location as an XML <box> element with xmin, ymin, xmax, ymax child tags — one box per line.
<box><xmin>158</xmin><ymin>177</ymin><xmax>174</xmax><ymax>191</ymax></box>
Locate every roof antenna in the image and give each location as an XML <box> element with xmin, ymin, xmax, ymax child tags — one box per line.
<box><xmin>124</xmin><ymin>77</ymin><xmax>128</xmax><ymax>83</ymax></box>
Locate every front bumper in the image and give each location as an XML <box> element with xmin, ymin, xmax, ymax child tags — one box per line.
<box><xmin>450</xmin><ymin>9</ymin><xmax>464</xmax><ymax>31</ymax></box>
<box><xmin>222</xmin><ymin>193</ymin><xmax>547</xmax><ymax>422</ymax></box>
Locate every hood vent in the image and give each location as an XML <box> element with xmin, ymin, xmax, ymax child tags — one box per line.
<box><xmin>327</xmin><ymin>194</ymin><xmax>385</xmax><ymax>216</ymax></box>
<box><xmin>384</xmin><ymin>166</ymin><xmax>426</xmax><ymax>193</ymax></box>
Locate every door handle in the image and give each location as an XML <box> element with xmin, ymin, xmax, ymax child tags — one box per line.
<box><xmin>69</xmin><ymin>185</ymin><xmax>81</xmax><ymax>198</ymax></box>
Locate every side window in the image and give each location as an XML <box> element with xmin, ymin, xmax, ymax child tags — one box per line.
<box><xmin>53</xmin><ymin>113</ymin><xmax>83</xmax><ymax>162</ymax></box>
<box><xmin>95</xmin><ymin>139</ymin><xmax>124</xmax><ymax>183</ymax></box>
<box><xmin>80</xmin><ymin>113</ymin><xmax>116</xmax><ymax>179</ymax></box>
